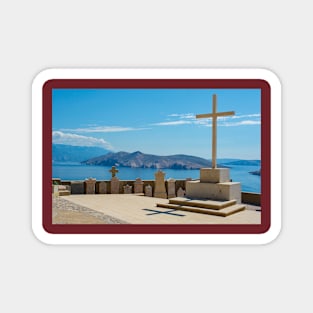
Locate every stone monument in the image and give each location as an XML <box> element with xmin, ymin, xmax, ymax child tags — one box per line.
<box><xmin>153</xmin><ymin>170</ymin><xmax>167</xmax><ymax>199</ymax></box>
<box><xmin>145</xmin><ymin>184</ymin><xmax>153</xmax><ymax>197</ymax></box>
<box><xmin>85</xmin><ymin>178</ymin><xmax>96</xmax><ymax>194</ymax></box>
<box><xmin>134</xmin><ymin>178</ymin><xmax>144</xmax><ymax>194</ymax></box>
<box><xmin>177</xmin><ymin>187</ymin><xmax>186</xmax><ymax>197</ymax></box>
<box><xmin>167</xmin><ymin>178</ymin><xmax>176</xmax><ymax>199</ymax></box>
<box><xmin>123</xmin><ymin>184</ymin><xmax>133</xmax><ymax>194</ymax></box>
<box><xmin>185</xmin><ymin>94</ymin><xmax>242</xmax><ymax>203</ymax></box>
<box><xmin>156</xmin><ymin>94</ymin><xmax>245</xmax><ymax>216</ymax></box>
<box><xmin>109</xmin><ymin>166</ymin><xmax>120</xmax><ymax>194</ymax></box>
<box><xmin>98</xmin><ymin>181</ymin><xmax>107</xmax><ymax>194</ymax></box>
<box><xmin>109</xmin><ymin>166</ymin><xmax>119</xmax><ymax>177</ymax></box>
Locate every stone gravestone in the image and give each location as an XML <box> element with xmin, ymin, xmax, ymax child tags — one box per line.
<box><xmin>154</xmin><ymin>170</ymin><xmax>167</xmax><ymax>199</ymax></box>
<box><xmin>109</xmin><ymin>166</ymin><xmax>120</xmax><ymax>194</ymax></box>
<box><xmin>177</xmin><ymin>187</ymin><xmax>186</xmax><ymax>197</ymax></box>
<box><xmin>167</xmin><ymin>178</ymin><xmax>176</xmax><ymax>199</ymax></box>
<box><xmin>98</xmin><ymin>181</ymin><xmax>107</xmax><ymax>194</ymax></box>
<box><xmin>85</xmin><ymin>178</ymin><xmax>96</xmax><ymax>194</ymax></box>
<box><xmin>123</xmin><ymin>184</ymin><xmax>133</xmax><ymax>194</ymax></box>
<box><xmin>110</xmin><ymin>177</ymin><xmax>120</xmax><ymax>194</ymax></box>
<box><xmin>71</xmin><ymin>181</ymin><xmax>85</xmax><ymax>194</ymax></box>
<box><xmin>145</xmin><ymin>184</ymin><xmax>153</xmax><ymax>197</ymax></box>
<box><xmin>134</xmin><ymin>178</ymin><xmax>144</xmax><ymax>194</ymax></box>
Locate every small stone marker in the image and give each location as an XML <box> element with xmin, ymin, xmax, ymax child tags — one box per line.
<box><xmin>123</xmin><ymin>184</ymin><xmax>133</xmax><ymax>194</ymax></box>
<box><xmin>110</xmin><ymin>176</ymin><xmax>120</xmax><ymax>194</ymax></box>
<box><xmin>85</xmin><ymin>178</ymin><xmax>96</xmax><ymax>194</ymax></box>
<box><xmin>177</xmin><ymin>187</ymin><xmax>186</xmax><ymax>197</ymax></box>
<box><xmin>154</xmin><ymin>170</ymin><xmax>167</xmax><ymax>199</ymax></box>
<box><xmin>134</xmin><ymin>178</ymin><xmax>144</xmax><ymax>193</ymax></box>
<box><xmin>167</xmin><ymin>178</ymin><xmax>176</xmax><ymax>199</ymax></box>
<box><xmin>71</xmin><ymin>181</ymin><xmax>85</xmax><ymax>194</ymax></box>
<box><xmin>98</xmin><ymin>181</ymin><xmax>107</xmax><ymax>194</ymax></box>
<box><xmin>109</xmin><ymin>166</ymin><xmax>119</xmax><ymax>178</ymax></box>
<box><xmin>145</xmin><ymin>184</ymin><xmax>153</xmax><ymax>197</ymax></box>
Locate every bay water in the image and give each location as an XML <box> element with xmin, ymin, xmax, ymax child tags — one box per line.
<box><xmin>52</xmin><ymin>162</ymin><xmax>261</xmax><ymax>193</ymax></box>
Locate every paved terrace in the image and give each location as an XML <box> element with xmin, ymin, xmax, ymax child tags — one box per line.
<box><xmin>53</xmin><ymin>194</ymin><xmax>261</xmax><ymax>225</ymax></box>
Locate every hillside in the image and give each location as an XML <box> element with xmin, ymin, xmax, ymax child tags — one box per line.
<box><xmin>82</xmin><ymin>151</ymin><xmax>215</xmax><ymax>169</ymax></box>
<box><xmin>222</xmin><ymin>160</ymin><xmax>261</xmax><ymax>166</ymax></box>
<box><xmin>52</xmin><ymin>144</ymin><xmax>111</xmax><ymax>163</ymax></box>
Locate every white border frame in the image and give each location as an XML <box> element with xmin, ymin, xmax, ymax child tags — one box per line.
<box><xmin>32</xmin><ymin>68</ymin><xmax>281</xmax><ymax>245</ymax></box>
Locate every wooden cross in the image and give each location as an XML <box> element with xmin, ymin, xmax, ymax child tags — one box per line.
<box><xmin>196</xmin><ymin>94</ymin><xmax>235</xmax><ymax>168</ymax></box>
<box><xmin>109</xmin><ymin>166</ymin><xmax>119</xmax><ymax>178</ymax></box>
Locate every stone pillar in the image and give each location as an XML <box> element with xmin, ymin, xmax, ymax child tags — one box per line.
<box><xmin>134</xmin><ymin>178</ymin><xmax>144</xmax><ymax>194</ymax></box>
<box><xmin>98</xmin><ymin>181</ymin><xmax>107</xmax><ymax>194</ymax></box>
<box><xmin>123</xmin><ymin>184</ymin><xmax>133</xmax><ymax>194</ymax></box>
<box><xmin>145</xmin><ymin>184</ymin><xmax>153</xmax><ymax>197</ymax></box>
<box><xmin>154</xmin><ymin>170</ymin><xmax>167</xmax><ymax>199</ymax></box>
<box><xmin>85</xmin><ymin>178</ymin><xmax>96</xmax><ymax>194</ymax></box>
<box><xmin>167</xmin><ymin>178</ymin><xmax>176</xmax><ymax>199</ymax></box>
<box><xmin>110</xmin><ymin>176</ymin><xmax>120</xmax><ymax>194</ymax></box>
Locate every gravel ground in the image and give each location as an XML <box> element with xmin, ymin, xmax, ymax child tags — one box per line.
<box><xmin>52</xmin><ymin>196</ymin><xmax>129</xmax><ymax>224</ymax></box>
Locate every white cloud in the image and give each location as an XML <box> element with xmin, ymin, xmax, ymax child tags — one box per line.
<box><xmin>168</xmin><ymin>113</ymin><xmax>195</xmax><ymax>119</ymax></box>
<box><xmin>150</xmin><ymin>112</ymin><xmax>261</xmax><ymax>128</ymax></box>
<box><xmin>52</xmin><ymin>131</ymin><xmax>114</xmax><ymax>150</ymax></box>
<box><xmin>59</xmin><ymin>126</ymin><xmax>149</xmax><ymax>133</ymax></box>
<box><xmin>152</xmin><ymin>120</ymin><xmax>192</xmax><ymax>126</ymax></box>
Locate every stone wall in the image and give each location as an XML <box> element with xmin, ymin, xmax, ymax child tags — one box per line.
<box><xmin>53</xmin><ymin>178</ymin><xmax>261</xmax><ymax>205</ymax></box>
<box><xmin>54</xmin><ymin>178</ymin><xmax>189</xmax><ymax>196</ymax></box>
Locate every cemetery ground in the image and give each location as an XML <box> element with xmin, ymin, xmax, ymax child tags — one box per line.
<box><xmin>52</xmin><ymin>194</ymin><xmax>261</xmax><ymax>225</ymax></box>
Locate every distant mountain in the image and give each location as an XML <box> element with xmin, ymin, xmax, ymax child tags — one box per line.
<box><xmin>222</xmin><ymin>160</ymin><xmax>261</xmax><ymax>166</ymax></box>
<box><xmin>52</xmin><ymin>144</ymin><xmax>111</xmax><ymax>163</ymax></box>
<box><xmin>82</xmin><ymin>151</ymin><xmax>219</xmax><ymax>169</ymax></box>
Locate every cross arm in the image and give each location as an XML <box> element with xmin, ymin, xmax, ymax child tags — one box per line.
<box><xmin>196</xmin><ymin>111</ymin><xmax>235</xmax><ymax>119</ymax></box>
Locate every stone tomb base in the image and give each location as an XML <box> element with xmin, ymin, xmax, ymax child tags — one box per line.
<box><xmin>186</xmin><ymin>168</ymin><xmax>242</xmax><ymax>203</ymax></box>
<box><xmin>156</xmin><ymin>168</ymin><xmax>245</xmax><ymax>217</ymax></box>
<box><xmin>157</xmin><ymin>197</ymin><xmax>245</xmax><ymax>217</ymax></box>
<box><xmin>186</xmin><ymin>181</ymin><xmax>241</xmax><ymax>203</ymax></box>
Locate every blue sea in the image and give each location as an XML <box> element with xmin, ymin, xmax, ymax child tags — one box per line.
<box><xmin>52</xmin><ymin>162</ymin><xmax>261</xmax><ymax>193</ymax></box>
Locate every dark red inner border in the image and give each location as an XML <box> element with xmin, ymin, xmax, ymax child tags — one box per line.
<box><xmin>43</xmin><ymin>79</ymin><xmax>270</xmax><ymax>234</ymax></box>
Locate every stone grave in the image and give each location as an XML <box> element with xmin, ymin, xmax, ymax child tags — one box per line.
<box><xmin>98</xmin><ymin>181</ymin><xmax>107</xmax><ymax>194</ymax></box>
<box><xmin>145</xmin><ymin>184</ymin><xmax>153</xmax><ymax>197</ymax></box>
<box><xmin>167</xmin><ymin>178</ymin><xmax>176</xmax><ymax>199</ymax></box>
<box><xmin>109</xmin><ymin>166</ymin><xmax>120</xmax><ymax>194</ymax></box>
<box><xmin>85</xmin><ymin>178</ymin><xmax>96</xmax><ymax>194</ymax></box>
<box><xmin>134</xmin><ymin>178</ymin><xmax>144</xmax><ymax>194</ymax></box>
<box><xmin>153</xmin><ymin>170</ymin><xmax>167</xmax><ymax>199</ymax></box>
<box><xmin>177</xmin><ymin>187</ymin><xmax>186</xmax><ymax>197</ymax></box>
<box><xmin>123</xmin><ymin>184</ymin><xmax>133</xmax><ymax>194</ymax></box>
<box><xmin>110</xmin><ymin>177</ymin><xmax>120</xmax><ymax>194</ymax></box>
<box><xmin>71</xmin><ymin>181</ymin><xmax>85</xmax><ymax>194</ymax></box>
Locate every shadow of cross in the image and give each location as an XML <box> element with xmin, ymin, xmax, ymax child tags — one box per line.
<box><xmin>143</xmin><ymin>208</ymin><xmax>185</xmax><ymax>217</ymax></box>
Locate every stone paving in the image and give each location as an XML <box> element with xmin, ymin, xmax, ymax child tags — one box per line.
<box><xmin>52</xmin><ymin>194</ymin><xmax>261</xmax><ymax>225</ymax></box>
<box><xmin>52</xmin><ymin>196</ymin><xmax>128</xmax><ymax>224</ymax></box>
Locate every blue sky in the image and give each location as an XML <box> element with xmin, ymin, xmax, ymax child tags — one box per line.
<box><xmin>52</xmin><ymin>88</ymin><xmax>261</xmax><ymax>160</ymax></box>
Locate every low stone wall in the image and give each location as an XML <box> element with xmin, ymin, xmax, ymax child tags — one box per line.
<box><xmin>242</xmin><ymin>192</ymin><xmax>261</xmax><ymax>206</ymax></box>
<box><xmin>53</xmin><ymin>178</ymin><xmax>261</xmax><ymax>205</ymax></box>
<box><xmin>53</xmin><ymin>178</ymin><xmax>188</xmax><ymax>197</ymax></box>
